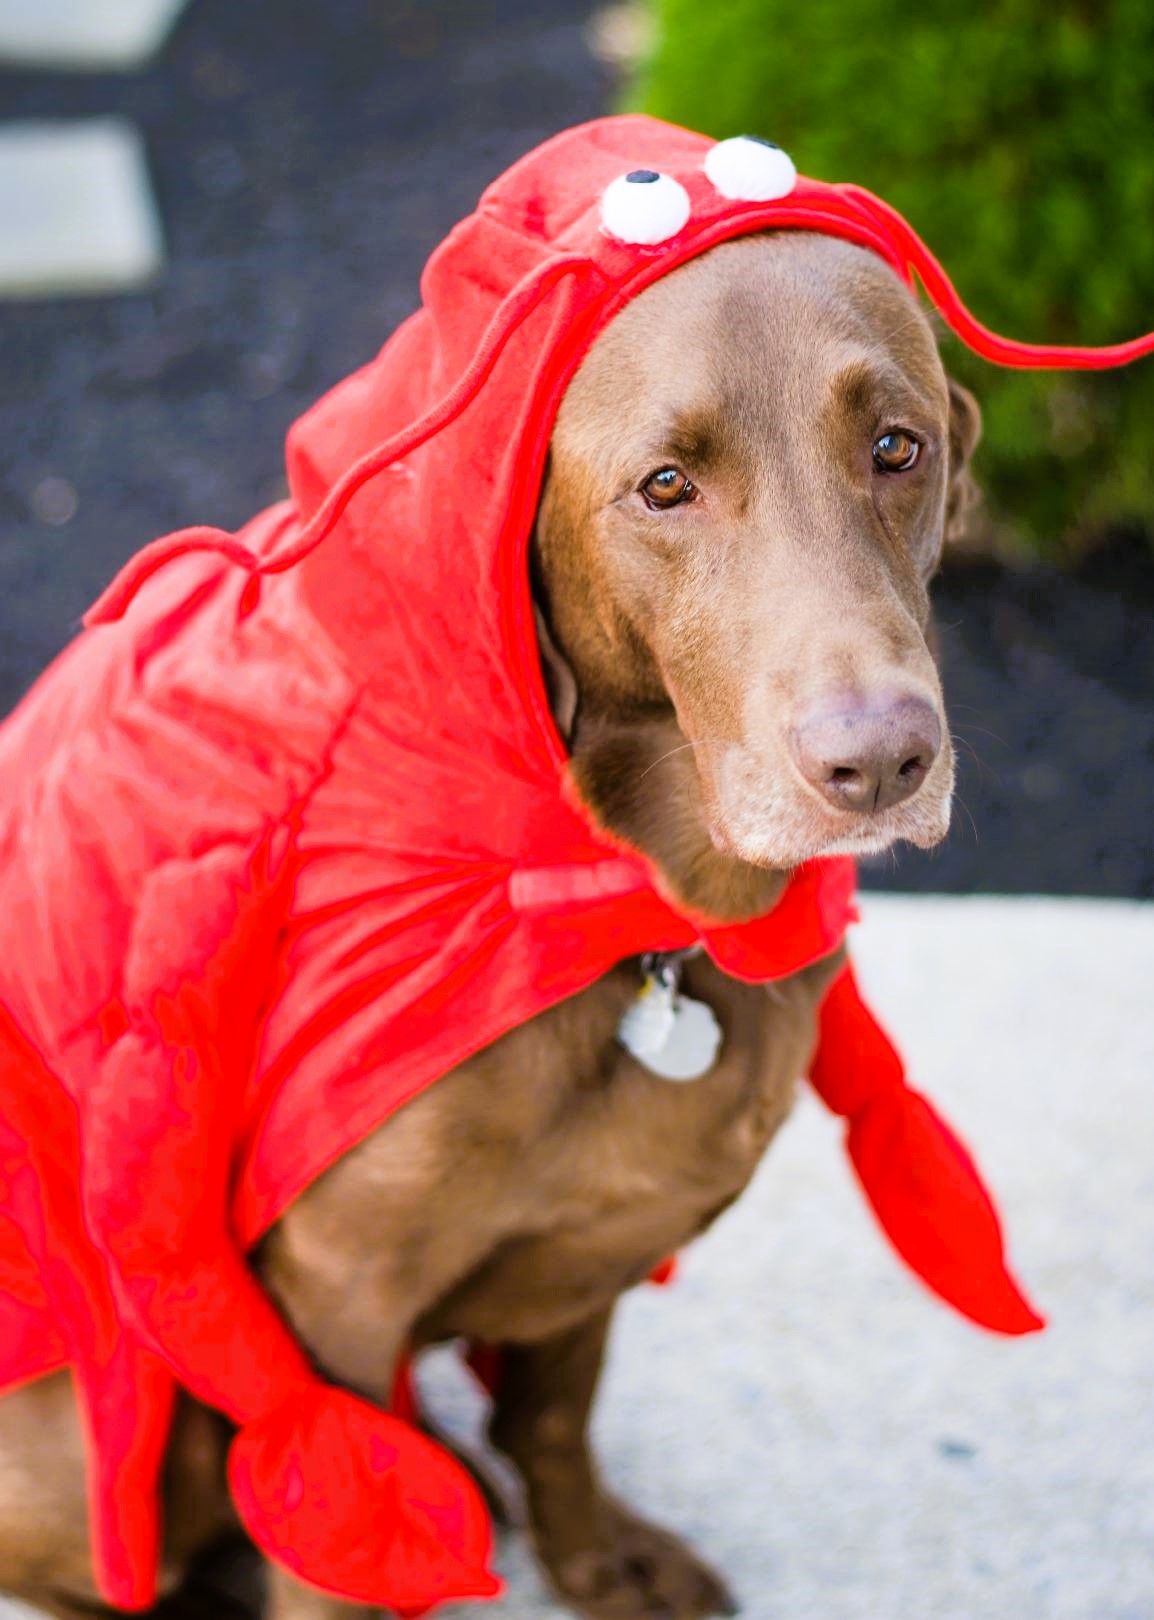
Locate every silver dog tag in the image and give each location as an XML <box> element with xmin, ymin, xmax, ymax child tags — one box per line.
<box><xmin>617</xmin><ymin>952</ymin><xmax>723</xmax><ymax>1082</ymax></box>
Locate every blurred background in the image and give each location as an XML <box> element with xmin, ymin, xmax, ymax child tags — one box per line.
<box><xmin>1</xmin><ymin>0</ymin><xmax>1151</xmax><ymax>898</ymax></box>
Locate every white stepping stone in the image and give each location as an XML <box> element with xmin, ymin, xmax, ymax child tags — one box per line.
<box><xmin>0</xmin><ymin>119</ymin><xmax>164</xmax><ymax>298</ymax></box>
<box><xmin>0</xmin><ymin>0</ymin><xmax>191</xmax><ymax>70</ymax></box>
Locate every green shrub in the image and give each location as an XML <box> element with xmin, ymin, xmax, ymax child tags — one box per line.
<box><xmin>632</xmin><ymin>0</ymin><xmax>1154</xmax><ymax>560</ymax></box>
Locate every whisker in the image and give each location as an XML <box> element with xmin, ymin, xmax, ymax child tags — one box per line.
<box><xmin>950</xmin><ymin>733</ymin><xmax>984</xmax><ymax>768</ymax></box>
<box><xmin>636</xmin><ymin>740</ymin><xmax>697</xmax><ymax>783</ymax></box>
<box><xmin>953</xmin><ymin>791</ymin><xmax>980</xmax><ymax>847</ymax></box>
<box><xmin>952</xmin><ymin>720</ymin><xmax>1008</xmax><ymax>747</ymax></box>
<box><xmin>950</xmin><ymin>730</ymin><xmax>1004</xmax><ymax>792</ymax></box>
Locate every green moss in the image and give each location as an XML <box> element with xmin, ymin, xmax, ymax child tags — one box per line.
<box><xmin>632</xmin><ymin>0</ymin><xmax>1154</xmax><ymax>557</ymax></box>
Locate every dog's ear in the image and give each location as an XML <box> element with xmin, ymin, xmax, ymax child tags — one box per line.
<box><xmin>533</xmin><ymin>601</ymin><xmax>579</xmax><ymax>742</ymax></box>
<box><xmin>944</xmin><ymin>376</ymin><xmax>982</xmax><ymax>545</ymax></box>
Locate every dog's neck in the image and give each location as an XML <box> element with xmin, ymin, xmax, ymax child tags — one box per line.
<box><xmin>533</xmin><ymin>603</ymin><xmax>788</xmax><ymax>924</ymax></box>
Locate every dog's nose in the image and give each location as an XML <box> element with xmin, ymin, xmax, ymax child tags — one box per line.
<box><xmin>789</xmin><ymin>693</ymin><xmax>941</xmax><ymax>813</ymax></box>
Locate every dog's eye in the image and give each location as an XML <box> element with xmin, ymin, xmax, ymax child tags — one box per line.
<box><xmin>872</xmin><ymin>431</ymin><xmax>921</xmax><ymax>473</ymax></box>
<box><xmin>641</xmin><ymin>468</ymin><xmax>695</xmax><ymax>509</ymax></box>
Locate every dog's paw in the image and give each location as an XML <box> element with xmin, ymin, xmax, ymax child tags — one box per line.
<box><xmin>544</xmin><ymin>1501</ymin><xmax>737</xmax><ymax>1619</ymax></box>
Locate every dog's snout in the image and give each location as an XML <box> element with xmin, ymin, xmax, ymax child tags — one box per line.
<box><xmin>789</xmin><ymin>693</ymin><xmax>941</xmax><ymax>813</ymax></box>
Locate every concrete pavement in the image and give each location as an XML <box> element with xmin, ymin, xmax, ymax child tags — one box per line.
<box><xmin>428</xmin><ymin>895</ymin><xmax>1154</xmax><ymax>1620</ymax></box>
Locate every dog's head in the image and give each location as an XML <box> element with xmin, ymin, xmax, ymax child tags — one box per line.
<box><xmin>533</xmin><ymin>230</ymin><xmax>980</xmax><ymax>916</ymax></box>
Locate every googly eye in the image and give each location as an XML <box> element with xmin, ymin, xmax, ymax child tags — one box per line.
<box><xmin>600</xmin><ymin>169</ymin><xmax>691</xmax><ymax>246</ymax></box>
<box><xmin>704</xmin><ymin>136</ymin><xmax>797</xmax><ymax>202</ymax></box>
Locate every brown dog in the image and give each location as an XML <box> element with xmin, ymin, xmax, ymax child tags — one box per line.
<box><xmin>0</xmin><ymin>230</ymin><xmax>979</xmax><ymax>1620</ymax></box>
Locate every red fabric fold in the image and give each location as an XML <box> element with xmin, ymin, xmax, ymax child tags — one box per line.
<box><xmin>0</xmin><ymin>1001</ymin><xmax>174</xmax><ymax>1609</ymax></box>
<box><xmin>808</xmin><ymin>964</ymin><xmax>1044</xmax><ymax>1335</ymax></box>
<box><xmin>229</xmin><ymin>1390</ymin><xmax>500</xmax><ymax>1610</ymax></box>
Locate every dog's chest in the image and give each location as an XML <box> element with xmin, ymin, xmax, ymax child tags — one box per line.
<box><xmin>413</xmin><ymin>954</ymin><xmax>839</xmax><ymax>1345</ymax></box>
<box><xmin>263</xmin><ymin>951</ymin><xmax>842</xmax><ymax>1368</ymax></box>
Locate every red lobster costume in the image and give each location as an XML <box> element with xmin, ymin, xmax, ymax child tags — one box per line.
<box><xmin>2</xmin><ymin>116</ymin><xmax>1151</xmax><ymax>1614</ymax></box>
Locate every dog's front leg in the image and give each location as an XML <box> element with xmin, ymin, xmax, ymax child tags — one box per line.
<box><xmin>489</xmin><ymin>1308</ymin><xmax>736</xmax><ymax>1620</ymax></box>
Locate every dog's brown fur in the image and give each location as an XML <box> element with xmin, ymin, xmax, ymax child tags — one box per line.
<box><xmin>0</xmin><ymin>232</ymin><xmax>980</xmax><ymax>1620</ymax></box>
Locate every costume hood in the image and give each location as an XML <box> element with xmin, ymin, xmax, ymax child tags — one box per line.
<box><xmin>3</xmin><ymin>115</ymin><xmax>1151</xmax><ymax>1615</ymax></box>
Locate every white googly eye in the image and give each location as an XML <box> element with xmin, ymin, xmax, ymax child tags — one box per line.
<box><xmin>704</xmin><ymin>136</ymin><xmax>797</xmax><ymax>202</ymax></box>
<box><xmin>600</xmin><ymin>169</ymin><xmax>691</xmax><ymax>246</ymax></box>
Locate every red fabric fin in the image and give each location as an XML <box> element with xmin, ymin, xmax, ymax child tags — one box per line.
<box><xmin>228</xmin><ymin>1389</ymin><xmax>501</xmax><ymax>1610</ymax></box>
<box><xmin>77</xmin><ymin>1342</ymin><xmax>175</xmax><ymax>1611</ymax></box>
<box><xmin>809</xmin><ymin>963</ymin><xmax>1045</xmax><ymax>1336</ymax></box>
<box><xmin>648</xmin><ymin>1255</ymin><xmax>678</xmax><ymax>1287</ymax></box>
<box><xmin>845</xmin><ymin>1086</ymin><xmax>1045</xmax><ymax>1336</ymax></box>
<box><xmin>66</xmin><ymin>836</ymin><xmax>496</xmax><ymax>1608</ymax></box>
<box><xmin>78</xmin><ymin>978</ymin><xmax>499</xmax><ymax>1610</ymax></box>
<box><xmin>0</xmin><ymin>1002</ymin><xmax>173</xmax><ymax>1609</ymax></box>
<box><xmin>807</xmin><ymin>956</ymin><xmax>905</xmax><ymax>1116</ymax></box>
